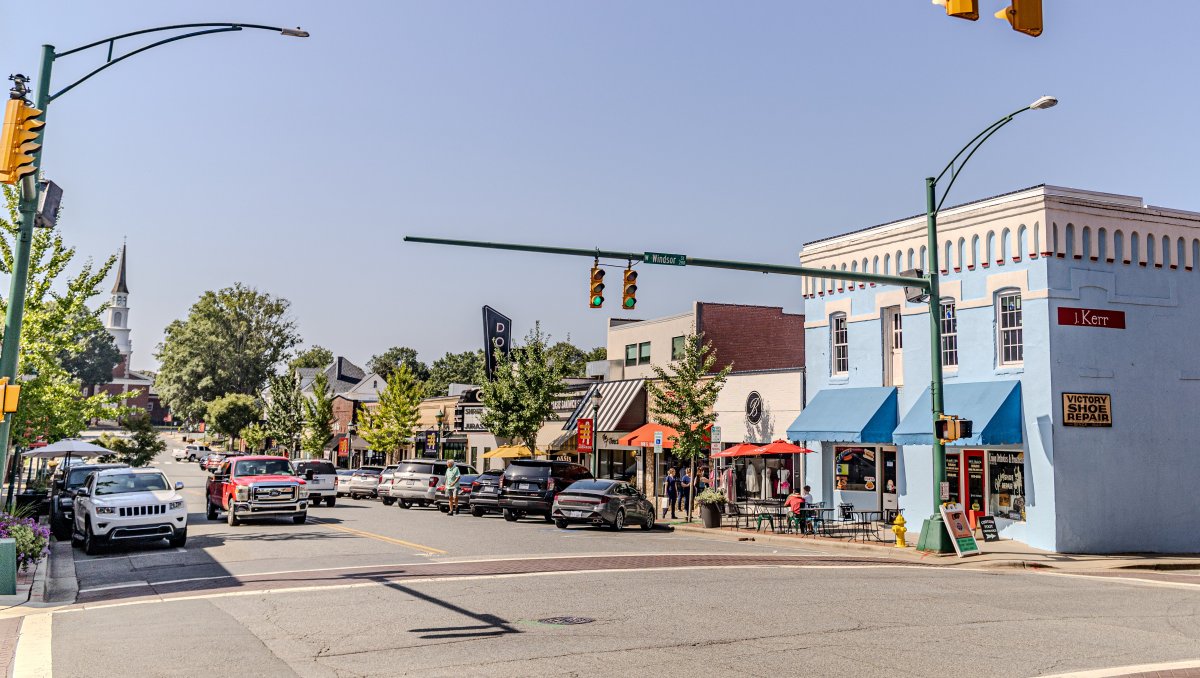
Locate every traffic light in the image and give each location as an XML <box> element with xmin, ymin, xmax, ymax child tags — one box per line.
<box><xmin>932</xmin><ymin>0</ymin><xmax>978</xmax><ymax>21</ymax></box>
<box><xmin>0</xmin><ymin>99</ymin><xmax>44</xmax><ymax>185</ymax></box>
<box><xmin>0</xmin><ymin>377</ymin><xmax>20</xmax><ymax>414</ymax></box>
<box><xmin>622</xmin><ymin>267</ymin><xmax>637</xmax><ymax>310</ymax></box>
<box><xmin>589</xmin><ymin>266</ymin><xmax>605</xmax><ymax>308</ymax></box>
<box><xmin>995</xmin><ymin>0</ymin><xmax>1042</xmax><ymax>36</ymax></box>
<box><xmin>934</xmin><ymin>415</ymin><xmax>974</xmax><ymax>443</ymax></box>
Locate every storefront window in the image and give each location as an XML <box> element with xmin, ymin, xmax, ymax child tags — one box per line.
<box><xmin>988</xmin><ymin>451</ymin><xmax>1026</xmax><ymax>521</ymax></box>
<box><xmin>834</xmin><ymin>447</ymin><xmax>876</xmax><ymax>491</ymax></box>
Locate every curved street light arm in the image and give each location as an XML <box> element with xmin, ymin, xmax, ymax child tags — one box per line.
<box><xmin>54</xmin><ymin>22</ymin><xmax>299</xmax><ymax>58</ymax></box>
<box><xmin>932</xmin><ymin>105</ymin><xmax>1032</xmax><ymax>211</ymax></box>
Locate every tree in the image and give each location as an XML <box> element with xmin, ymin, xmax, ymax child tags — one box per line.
<box><xmin>367</xmin><ymin>346</ymin><xmax>429</xmax><ymax>383</ymax></box>
<box><xmin>289</xmin><ymin>345</ymin><xmax>333</xmax><ymax>371</ymax></box>
<box><xmin>584</xmin><ymin>346</ymin><xmax>607</xmax><ymax>363</ymax></box>
<box><xmin>155</xmin><ymin>283</ymin><xmax>299</xmax><ymax>422</ymax></box>
<box><xmin>264</xmin><ymin>372</ymin><xmax>304</xmax><ymax>455</ymax></box>
<box><xmin>547</xmin><ymin>341</ymin><xmax>589</xmax><ymax>378</ymax></box>
<box><xmin>240</xmin><ymin>422</ymin><xmax>269</xmax><ymax>453</ymax></box>
<box><xmin>97</xmin><ymin>413</ymin><xmax>166</xmax><ymax>467</ymax></box>
<box><xmin>58</xmin><ymin>323</ymin><xmax>121</xmax><ymax>387</ymax></box>
<box><xmin>1</xmin><ymin>186</ymin><xmax>124</xmax><ymax>447</ymax></box>
<box><xmin>357</xmin><ymin>364</ymin><xmax>422</xmax><ymax>459</ymax></box>
<box><xmin>302</xmin><ymin>372</ymin><xmax>335</xmax><ymax>458</ymax></box>
<box><xmin>479</xmin><ymin>323</ymin><xmax>568</xmax><ymax>453</ymax></box>
<box><xmin>643</xmin><ymin>333</ymin><xmax>731</xmax><ymax>523</ymax></box>
<box><xmin>425</xmin><ymin>350</ymin><xmax>484</xmax><ymax>397</ymax></box>
<box><xmin>205</xmin><ymin>394</ymin><xmax>261</xmax><ymax>444</ymax></box>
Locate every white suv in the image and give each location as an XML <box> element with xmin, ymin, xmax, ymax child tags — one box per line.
<box><xmin>73</xmin><ymin>467</ymin><xmax>188</xmax><ymax>555</ymax></box>
<box><xmin>174</xmin><ymin>444</ymin><xmax>211</xmax><ymax>462</ymax></box>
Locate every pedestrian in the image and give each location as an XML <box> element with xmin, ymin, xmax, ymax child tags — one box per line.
<box><xmin>678</xmin><ymin>467</ymin><xmax>692</xmax><ymax>515</ymax></box>
<box><xmin>445</xmin><ymin>460</ymin><xmax>462</xmax><ymax>516</ymax></box>
<box><xmin>801</xmin><ymin>485</ymin><xmax>814</xmax><ymax>505</ymax></box>
<box><xmin>663</xmin><ymin>467</ymin><xmax>678</xmax><ymax>519</ymax></box>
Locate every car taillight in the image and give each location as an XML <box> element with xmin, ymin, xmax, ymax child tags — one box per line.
<box><xmin>547</xmin><ymin>478</ymin><xmax>556</xmax><ymax>491</ymax></box>
<box><xmin>429</xmin><ymin>477</ymin><xmax>437</xmax><ymax>487</ymax></box>
<box><xmin>437</xmin><ymin>485</ymin><xmax>445</xmax><ymax>492</ymax></box>
<box><xmin>499</xmin><ymin>476</ymin><xmax>506</xmax><ymax>488</ymax></box>
<box><xmin>470</xmin><ymin>481</ymin><xmax>480</xmax><ymax>491</ymax></box>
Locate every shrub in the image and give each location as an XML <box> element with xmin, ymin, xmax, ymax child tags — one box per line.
<box><xmin>0</xmin><ymin>514</ymin><xmax>50</xmax><ymax>572</ymax></box>
<box><xmin>696</xmin><ymin>488</ymin><xmax>727</xmax><ymax>506</ymax></box>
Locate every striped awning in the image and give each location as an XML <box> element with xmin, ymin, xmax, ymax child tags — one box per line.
<box><xmin>562</xmin><ymin>379</ymin><xmax>645</xmax><ymax>432</ymax></box>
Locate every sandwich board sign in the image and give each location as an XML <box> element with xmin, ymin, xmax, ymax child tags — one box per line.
<box><xmin>940</xmin><ymin>502</ymin><xmax>981</xmax><ymax>557</ymax></box>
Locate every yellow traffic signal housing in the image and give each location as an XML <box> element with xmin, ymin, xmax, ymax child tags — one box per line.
<box><xmin>1</xmin><ymin>384</ymin><xmax>19</xmax><ymax>414</ymax></box>
<box><xmin>589</xmin><ymin>266</ymin><xmax>605</xmax><ymax>308</ymax></box>
<box><xmin>933</xmin><ymin>0</ymin><xmax>979</xmax><ymax>21</ymax></box>
<box><xmin>995</xmin><ymin>0</ymin><xmax>1042</xmax><ymax>36</ymax></box>
<box><xmin>935</xmin><ymin>415</ymin><xmax>974</xmax><ymax>443</ymax></box>
<box><xmin>0</xmin><ymin>100</ymin><xmax>45</xmax><ymax>185</ymax></box>
<box><xmin>622</xmin><ymin>267</ymin><xmax>638</xmax><ymax>310</ymax></box>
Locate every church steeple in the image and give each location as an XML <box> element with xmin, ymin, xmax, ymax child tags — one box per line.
<box><xmin>106</xmin><ymin>242</ymin><xmax>132</xmax><ymax>364</ymax></box>
<box><xmin>112</xmin><ymin>242</ymin><xmax>129</xmax><ymax>294</ymax></box>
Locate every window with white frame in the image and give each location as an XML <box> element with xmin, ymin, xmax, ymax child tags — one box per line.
<box><xmin>996</xmin><ymin>291</ymin><xmax>1023</xmax><ymax>365</ymax></box>
<box><xmin>941</xmin><ymin>300</ymin><xmax>958</xmax><ymax>367</ymax></box>
<box><xmin>831</xmin><ymin>313</ymin><xmax>849</xmax><ymax>375</ymax></box>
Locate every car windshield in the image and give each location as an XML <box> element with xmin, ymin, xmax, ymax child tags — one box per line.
<box><xmin>234</xmin><ymin>459</ymin><xmax>293</xmax><ymax>476</ymax></box>
<box><xmin>95</xmin><ymin>472</ymin><xmax>169</xmax><ymax>495</ymax></box>
<box><xmin>505</xmin><ymin>464</ymin><xmax>551</xmax><ymax>479</ymax></box>
<box><xmin>67</xmin><ymin>469</ymin><xmax>100</xmax><ymax>487</ymax></box>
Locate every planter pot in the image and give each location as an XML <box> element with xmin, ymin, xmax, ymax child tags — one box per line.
<box><xmin>14</xmin><ymin>491</ymin><xmax>48</xmax><ymax>517</ymax></box>
<box><xmin>700</xmin><ymin>503</ymin><xmax>723</xmax><ymax>528</ymax></box>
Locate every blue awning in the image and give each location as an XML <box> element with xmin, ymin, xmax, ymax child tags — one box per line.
<box><xmin>892</xmin><ymin>381</ymin><xmax>1022</xmax><ymax>446</ymax></box>
<box><xmin>786</xmin><ymin>387</ymin><xmax>898</xmax><ymax>443</ymax></box>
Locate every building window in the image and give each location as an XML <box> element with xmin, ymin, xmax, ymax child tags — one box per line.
<box><xmin>997</xmin><ymin>291</ymin><xmax>1023</xmax><ymax>365</ymax></box>
<box><xmin>671</xmin><ymin>336</ymin><xmax>686</xmax><ymax>361</ymax></box>
<box><xmin>625</xmin><ymin>344</ymin><xmax>637</xmax><ymax>367</ymax></box>
<box><xmin>891</xmin><ymin>311</ymin><xmax>903</xmax><ymax>349</ymax></box>
<box><xmin>834</xmin><ymin>447</ymin><xmax>875</xmax><ymax>491</ymax></box>
<box><xmin>988</xmin><ymin>451</ymin><xmax>1025</xmax><ymax>521</ymax></box>
<box><xmin>831</xmin><ymin>313</ymin><xmax>848</xmax><ymax>375</ymax></box>
<box><xmin>941</xmin><ymin>300</ymin><xmax>958</xmax><ymax>367</ymax></box>
<box><xmin>638</xmin><ymin>341</ymin><xmax>651</xmax><ymax>365</ymax></box>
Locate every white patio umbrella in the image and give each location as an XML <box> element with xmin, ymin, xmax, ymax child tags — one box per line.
<box><xmin>22</xmin><ymin>438</ymin><xmax>111</xmax><ymax>459</ymax></box>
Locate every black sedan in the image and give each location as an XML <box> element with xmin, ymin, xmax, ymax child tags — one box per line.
<box><xmin>551</xmin><ymin>479</ymin><xmax>656</xmax><ymax>531</ymax></box>
<box><xmin>467</xmin><ymin>469</ymin><xmax>503</xmax><ymax>516</ymax></box>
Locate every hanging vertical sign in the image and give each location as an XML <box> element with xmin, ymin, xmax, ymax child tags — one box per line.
<box><xmin>482</xmin><ymin>306</ymin><xmax>512</xmax><ymax>380</ymax></box>
<box><xmin>577</xmin><ymin>418</ymin><xmax>594</xmax><ymax>453</ymax></box>
<box><xmin>710</xmin><ymin>425</ymin><xmax>721</xmax><ymax>456</ymax></box>
<box><xmin>940</xmin><ymin>502</ymin><xmax>981</xmax><ymax>557</ymax></box>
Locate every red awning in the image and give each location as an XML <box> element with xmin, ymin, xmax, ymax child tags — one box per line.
<box><xmin>617</xmin><ymin>423</ymin><xmax>681</xmax><ymax>449</ymax></box>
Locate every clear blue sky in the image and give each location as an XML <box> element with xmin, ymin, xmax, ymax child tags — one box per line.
<box><xmin>1</xmin><ymin>1</ymin><xmax>1192</xmax><ymax>371</ymax></box>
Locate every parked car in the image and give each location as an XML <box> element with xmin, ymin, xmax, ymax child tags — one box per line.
<box><xmin>335</xmin><ymin>469</ymin><xmax>355</xmax><ymax>497</ymax></box>
<box><xmin>72</xmin><ymin>467</ymin><xmax>188</xmax><ymax>555</ymax></box>
<box><xmin>434</xmin><ymin>474</ymin><xmax>479</xmax><ymax>513</ymax></box>
<box><xmin>174</xmin><ymin>444</ymin><xmax>211</xmax><ymax>462</ymax></box>
<box><xmin>551</xmin><ymin>479</ymin><xmax>656</xmax><ymax>531</ymax></box>
<box><xmin>467</xmin><ymin>469</ymin><xmax>504</xmax><ymax>517</ymax></box>
<box><xmin>199</xmin><ymin>452</ymin><xmax>225</xmax><ymax>471</ymax></box>
<box><xmin>345</xmin><ymin>466</ymin><xmax>384</xmax><ymax>499</ymax></box>
<box><xmin>49</xmin><ymin>463</ymin><xmax>127</xmax><ymax>540</ymax></box>
<box><xmin>498</xmin><ymin>460</ymin><xmax>593</xmax><ymax>522</ymax></box>
<box><xmin>376</xmin><ymin>465</ymin><xmax>400</xmax><ymax>504</ymax></box>
<box><xmin>294</xmin><ymin>460</ymin><xmax>338</xmax><ymax>507</ymax></box>
<box><xmin>205</xmin><ymin>455</ymin><xmax>309</xmax><ymax>526</ymax></box>
<box><xmin>384</xmin><ymin>460</ymin><xmax>477</xmax><ymax>509</ymax></box>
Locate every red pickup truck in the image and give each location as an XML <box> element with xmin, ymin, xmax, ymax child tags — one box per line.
<box><xmin>205</xmin><ymin>455</ymin><xmax>309</xmax><ymax>526</ymax></box>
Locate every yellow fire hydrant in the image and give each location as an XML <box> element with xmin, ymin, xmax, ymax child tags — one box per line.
<box><xmin>892</xmin><ymin>514</ymin><xmax>907</xmax><ymax>548</ymax></box>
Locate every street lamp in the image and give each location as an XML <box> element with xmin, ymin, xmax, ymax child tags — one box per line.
<box><xmin>917</xmin><ymin>96</ymin><xmax>1058</xmax><ymax>553</ymax></box>
<box><xmin>590</xmin><ymin>390</ymin><xmax>603</xmax><ymax>477</ymax></box>
<box><xmin>0</xmin><ymin>22</ymin><xmax>308</xmax><ymax>501</ymax></box>
<box><xmin>435</xmin><ymin>408</ymin><xmax>446</xmax><ymax>460</ymax></box>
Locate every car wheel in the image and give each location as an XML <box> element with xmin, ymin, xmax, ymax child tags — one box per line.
<box><xmin>555</xmin><ymin>519</ymin><xmax>568</xmax><ymax>529</ymax></box>
<box><xmin>543</xmin><ymin>512</ymin><xmax>553</xmax><ymax>523</ymax></box>
<box><xmin>398</xmin><ymin>500</ymin><xmax>411</xmax><ymax>509</ymax></box>
<box><xmin>471</xmin><ymin>506</ymin><xmax>484</xmax><ymax>517</ymax></box>
<box><xmin>293</xmin><ymin>512</ymin><xmax>307</xmax><ymax>525</ymax></box>
<box><xmin>611</xmin><ymin>509</ymin><xmax>626</xmax><ymax>531</ymax></box>
<box><xmin>325</xmin><ymin>497</ymin><xmax>336</xmax><ymax>507</ymax></box>
<box><xmin>206</xmin><ymin>499</ymin><xmax>218</xmax><ymax>521</ymax></box>
<box><xmin>71</xmin><ymin>527</ymin><xmax>83</xmax><ymax>548</ymax></box>
<box><xmin>83</xmin><ymin>521</ymin><xmax>102</xmax><ymax>556</ymax></box>
<box><xmin>503</xmin><ymin>508</ymin><xmax>518</xmax><ymax>522</ymax></box>
<box><xmin>641</xmin><ymin>511</ymin><xmax>655</xmax><ymax>531</ymax></box>
<box><xmin>227</xmin><ymin>503</ymin><xmax>241</xmax><ymax>527</ymax></box>
<box><xmin>438</xmin><ymin>504</ymin><xmax>449</xmax><ymax>513</ymax></box>
<box><xmin>381</xmin><ymin>497</ymin><xmax>395</xmax><ymax>506</ymax></box>
<box><xmin>169</xmin><ymin>528</ymin><xmax>187</xmax><ymax>548</ymax></box>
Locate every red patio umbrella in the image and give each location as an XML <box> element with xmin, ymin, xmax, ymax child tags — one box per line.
<box><xmin>749</xmin><ymin>439</ymin><xmax>815</xmax><ymax>455</ymax></box>
<box><xmin>710</xmin><ymin>442</ymin><xmax>761</xmax><ymax>458</ymax></box>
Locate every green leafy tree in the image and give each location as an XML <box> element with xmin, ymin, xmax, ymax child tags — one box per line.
<box><xmin>367</xmin><ymin>346</ymin><xmax>429</xmax><ymax>383</ymax></box>
<box><xmin>584</xmin><ymin>346</ymin><xmax>607</xmax><ymax>363</ymax></box>
<box><xmin>58</xmin><ymin>322</ymin><xmax>122</xmax><ymax>387</ymax></box>
<box><xmin>547</xmin><ymin>341</ymin><xmax>589</xmax><ymax>378</ymax></box>
<box><xmin>425</xmin><ymin>350</ymin><xmax>484</xmax><ymax>398</ymax></box>
<box><xmin>302</xmin><ymin>372</ymin><xmax>335</xmax><ymax>458</ymax></box>
<box><xmin>289</xmin><ymin>345</ymin><xmax>333</xmax><ymax>371</ymax></box>
<box><xmin>240</xmin><ymin>422</ymin><xmax>269</xmax><ymax>452</ymax></box>
<box><xmin>155</xmin><ymin>283</ymin><xmax>299</xmax><ymax>422</ymax></box>
<box><xmin>205</xmin><ymin>394</ymin><xmax>261</xmax><ymax>444</ymax></box>
<box><xmin>0</xmin><ymin>186</ymin><xmax>123</xmax><ymax>447</ymax></box>
<box><xmin>358</xmin><ymin>364</ymin><xmax>422</xmax><ymax>458</ymax></box>
<box><xmin>97</xmin><ymin>413</ymin><xmax>166</xmax><ymax>467</ymax></box>
<box><xmin>479</xmin><ymin>323</ymin><xmax>568</xmax><ymax>453</ymax></box>
<box><xmin>264</xmin><ymin>371</ymin><xmax>304</xmax><ymax>455</ymax></box>
<box><xmin>644</xmin><ymin>333</ymin><xmax>731</xmax><ymax>523</ymax></box>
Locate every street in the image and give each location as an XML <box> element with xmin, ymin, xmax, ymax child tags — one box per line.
<box><xmin>10</xmin><ymin>439</ymin><xmax>1199</xmax><ymax>677</ymax></box>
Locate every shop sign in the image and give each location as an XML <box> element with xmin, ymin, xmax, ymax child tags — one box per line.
<box><xmin>1062</xmin><ymin>393</ymin><xmax>1112</xmax><ymax>427</ymax></box>
<box><xmin>978</xmin><ymin>516</ymin><xmax>1000</xmax><ymax>542</ymax></box>
<box><xmin>745</xmin><ymin>392</ymin><xmax>763</xmax><ymax>424</ymax></box>
<box><xmin>577</xmin><ymin>418</ymin><xmax>594</xmax><ymax>453</ymax></box>
<box><xmin>482</xmin><ymin>305</ymin><xmax>512</xmax><ymax>379</ymax></box>
<box><xmin>940</xmin><ymin>502</ymin><xmax>980</xmax><ymax>557</ymax></box>
<box><xmin>425</xmin><ymin>431</ymin><xmax>438</xmax><ymax>453</ymax></box>
<box><xmin>455</xmin><ymin>405</ymin><xmax>487</xmax><ymax>432</ymax></box>
<box><xmin>1057</xmin><ymin>306</ymin><xmax>1125</xmax><ymax>329</ymax></box>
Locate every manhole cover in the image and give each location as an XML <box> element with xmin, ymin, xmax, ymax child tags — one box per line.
<box><xmin>537</xmin><ymin>616</ymin><xmax>595</xmax><ymax>626</ymax></box>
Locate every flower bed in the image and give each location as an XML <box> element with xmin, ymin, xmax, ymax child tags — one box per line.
<box><xmin>0</xmin><ymin>513</ymin><xmax>50</xmax><ymax>571</ymax></box>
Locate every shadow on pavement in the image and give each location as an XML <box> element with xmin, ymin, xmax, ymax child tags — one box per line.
<box><xmin>389</xmin><ymin>581</ymin><xmax>520</xmax><ymax>639</ymax></box>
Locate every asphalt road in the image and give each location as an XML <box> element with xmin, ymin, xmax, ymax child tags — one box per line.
<box><xmin>27</xmin><ymin>440</ymin><xmax>1200</xmax><ymax>677</ymax></box>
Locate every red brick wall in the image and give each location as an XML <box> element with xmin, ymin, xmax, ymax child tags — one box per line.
<box><xmin>332</xmin><ymin>397</ymin><xmax>357</xmax><ymax>434</ymax></box>
<box><xmin>696</xmin><ymin>303</ymin><xmax>804</xmax><ymax>372</ymax></box>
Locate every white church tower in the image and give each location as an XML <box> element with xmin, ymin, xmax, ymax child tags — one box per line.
<box><xmin>106</xmin><ymin>243</ymin><xmax>132</xmax><ymax>375</ymax></box>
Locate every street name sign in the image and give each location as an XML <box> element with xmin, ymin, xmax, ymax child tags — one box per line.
<box><xmin>643</xmin><ymin>252</ymin><xmax>687</xmax><ymax>266</ymax></box>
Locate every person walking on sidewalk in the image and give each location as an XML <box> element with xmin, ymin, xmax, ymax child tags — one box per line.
<box><xmin>663</xmin><ymin>467</ymin><xmax>679</xmax><ymax>519</ymax></box>
<box><xmin>678</xmin><ymin>468</ymin><xmax>692</xmax><ymax>516</ymax></box>
<box><xmin>445</xmin><ymin>460</ymin><xmax>462</xmax><ymax>516</ymax></box>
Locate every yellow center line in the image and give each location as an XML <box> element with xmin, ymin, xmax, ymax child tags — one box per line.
<box><xmin>311</xmin><ymin>518</ymin><xmax>447</xmax><ymax>555</ymax></box>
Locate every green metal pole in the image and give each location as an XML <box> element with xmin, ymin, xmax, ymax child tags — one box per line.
<box><xmin>916</xmin><ymin>176</ymin><xmax>954</xmax><ymax>553</ymax></box>
<box><xmin>0</xmin><ymin>45</ymin><xmax>54</xmax><ymax>501</ymax></box>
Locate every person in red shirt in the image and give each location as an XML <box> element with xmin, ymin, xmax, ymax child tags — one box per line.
<box><xmin>784</xmin><ymin>489</ymin><xmax>806</xmax><ymax>515</ymax></box>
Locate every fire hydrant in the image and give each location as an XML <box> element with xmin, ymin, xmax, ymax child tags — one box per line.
<box><xmin>892</xmin><ymin>514</ymin><xmax>907</xmax><ymax>548</ymax></box>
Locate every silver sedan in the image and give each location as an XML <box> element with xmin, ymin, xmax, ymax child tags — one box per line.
<box><xmin>551</xmin><ymin>479</ymin><xmax>656</xmax><ymax>531</ymax></box>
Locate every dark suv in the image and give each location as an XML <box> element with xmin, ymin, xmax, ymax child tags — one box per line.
<box><xmin>498</xmin><ymin>460</ymin><xmax>593</xmax><ymax>522</ymax></box>
<box><xmin>49</xmin><ymin>463</ymin><xmax>128</xmax><ymax>540</ymax></box>
<box><xmin>467</xmin><ymin>469</ymin><xmax>504</xmax><ymax>517</ymax></box>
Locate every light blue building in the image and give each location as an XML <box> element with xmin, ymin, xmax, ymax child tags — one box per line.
<box><xmin>788</xmin><ymin>185</ymin><xmax>1200</xmax><ymax>553</ymax></box>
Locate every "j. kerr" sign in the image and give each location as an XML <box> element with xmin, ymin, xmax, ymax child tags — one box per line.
<box><xmin>1057</xmin><ymin>307</ymin><xmax>1125</xmax><ymax>329</ymax></box>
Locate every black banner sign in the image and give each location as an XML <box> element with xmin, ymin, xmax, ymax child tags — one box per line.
<box><xmin>482</xmin><ymin>306</ymin><xmax>512</xmax><ymax>380</ymax></box>
<box><xmin>978</xmin><ymin>516</ymin><xmax>1000</xmax><ymax>542</ymax></box>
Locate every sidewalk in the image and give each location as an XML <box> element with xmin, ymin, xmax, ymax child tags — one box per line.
<box><xmin>670</xmin><ymin>522</ymin><xmax>1200</xmax><ymax>572</ymax></box>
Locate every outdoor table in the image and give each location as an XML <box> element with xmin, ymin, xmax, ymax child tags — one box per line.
<box><xmin>748</xmin><ymin>499</ymin><xmax>786</xmax><ymax>532</ymax></box>
<box><xmin>849</xmin><ymin>510</ymin><xmax>884</xmax><ymax>542</ymax></box>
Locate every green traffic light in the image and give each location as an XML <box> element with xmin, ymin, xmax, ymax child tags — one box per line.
<box><xmin>623</xmin><ymin>297</ymin><xmax>636</xmax><ymax>309</ymax></box>
<box><xmin>591</xmin><ymin>296</ymin><xmax>604</xmax><ymax>307</ymax></box>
